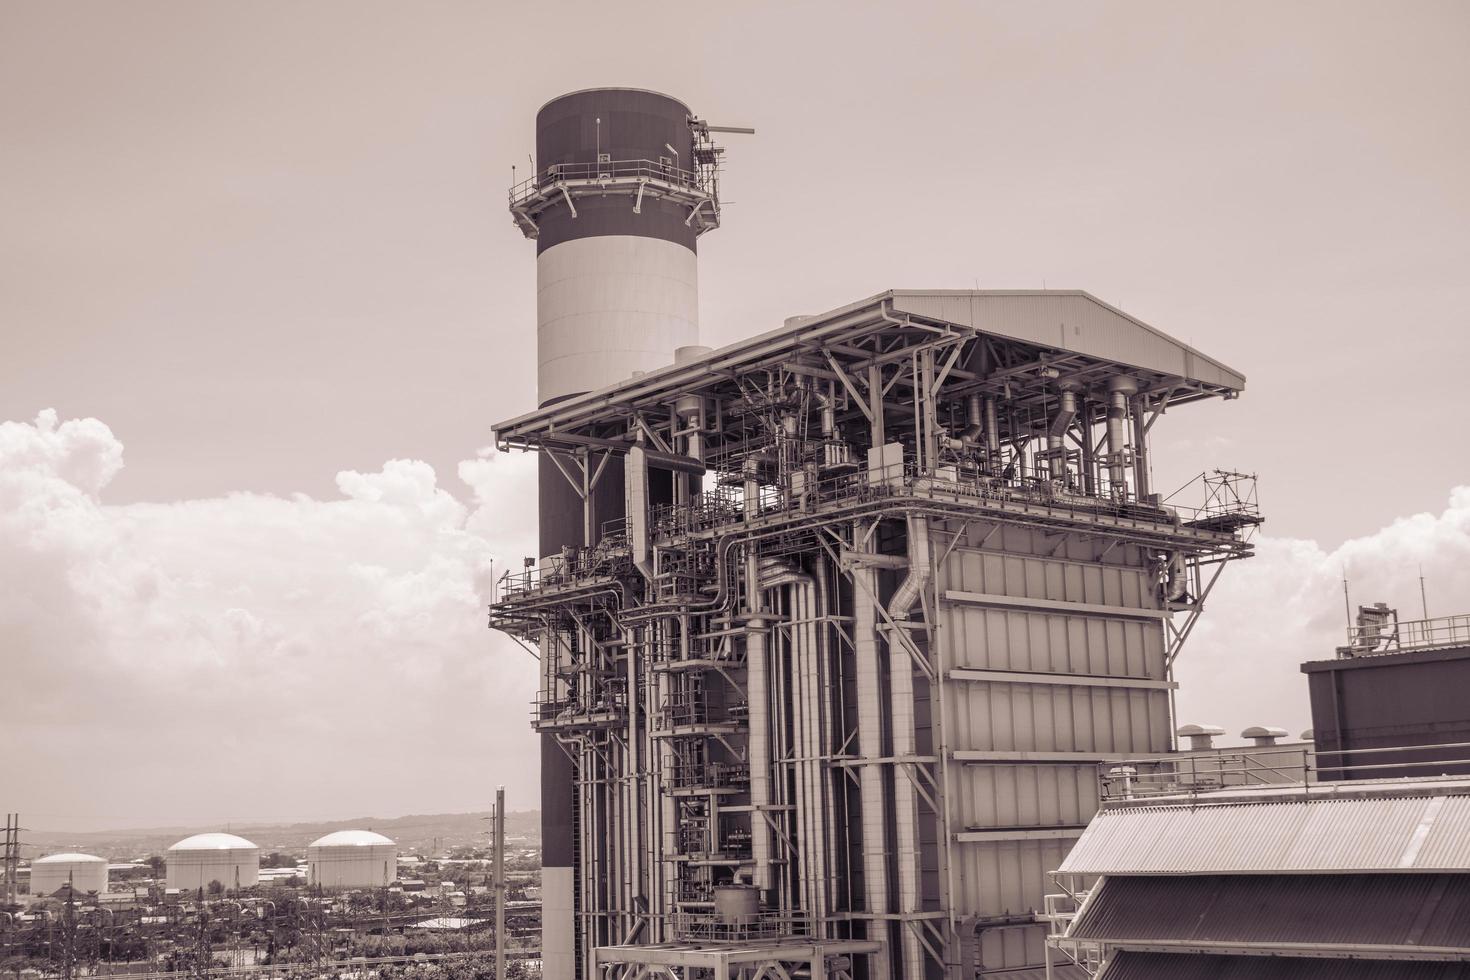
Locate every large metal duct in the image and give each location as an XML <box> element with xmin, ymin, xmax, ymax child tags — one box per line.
<box><xmin>1105</xmin><ymin>376</ymin><xmax>1137</xmax><ymax>491</ymax></box>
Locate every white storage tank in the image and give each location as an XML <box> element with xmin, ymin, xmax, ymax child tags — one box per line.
<box><xmin>306</xmin><ymin>830</ymin><xmax>397</xmax><ymax>889</ymax></box>
<box><xmin>166</xmin><ymin>833</ymin><xmax>259</xmax><ymax>892</ymax></box>
<box><xmin>30</xmin><ymin>853</ymin><xmax>108</xmax><ymax>897</ymax></box>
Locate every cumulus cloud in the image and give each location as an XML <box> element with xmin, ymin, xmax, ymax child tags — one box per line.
<box><xmin>5</xmin><ymin>408</ymin><xmax>1468</xmax><ymax>829</ymax></box>
<box><xmin>0</xmin><ymin>411</ymin><xmax>539</xmax><ymax>831</ymax></box>
<box><xmin>1176</xmin><ymin>486</ymin><xmax>1470</xmax><ymax>740</ymax></box>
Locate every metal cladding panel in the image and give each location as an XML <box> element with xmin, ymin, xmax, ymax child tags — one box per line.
<box><xmin>941</xmin><ymin>548</ymin><xmax>1164</xmax><ymax>678</ymax></box>
<box><xmin>1098</xmin><ymin>952</ymin><xmax>1470</xmax><ymax>980</ymax></box>
<box><xmin>958</xmin><ymin>838</ymin><xmax>1074</xmax><ymax>969</ymax></box>
<box><xmin>1306</xmin><ymin>646</ymin><xmax>1470</xmax><ymax>781</ymax></box>
<box><xmin>957</xmin><ymin>764</ymin><xmax>1098</xmax><ymax>830</ymax></box>
<box><xmin>1059</xmin><ymin>793</ymin><xmax>1470</xmax><ymax>874</ymax></box>
<box><xmin>948</xmin><ymin>681</ymin><xmax>1171</xmax><ymax>755</ymax></box>
<box><xmin>1071</xmin><ymin>873</ymin><xmax>1470</xmax><ymax>948</ymax></box>
<box><xmin>889</xmin><ymin>291</ymin><xmax>1245</xmax><ymax>391</ymax></box>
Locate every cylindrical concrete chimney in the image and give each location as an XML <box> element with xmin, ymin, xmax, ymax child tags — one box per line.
<box><xmin>510</xmin><ymin>89</ymin><xmax>723</xmax><ymax>980</ymax></box>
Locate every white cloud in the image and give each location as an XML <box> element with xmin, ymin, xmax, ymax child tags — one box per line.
<box><xmin>6</xmin><ymin>408</ymin><xmax>1468</xmax><ymax>828</ymax></box>
<box><xmin>1177</xmin><ymin>486</ymin><xmax>1470</xmax><ymax>740</ymax></box>
<box><xmin>0</xmin><ymin>411</ymin><xmax>539</xmax><ymax>831</ymax></box>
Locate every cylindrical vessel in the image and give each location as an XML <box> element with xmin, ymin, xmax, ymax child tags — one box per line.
<box><xmin>165</xmin><ymin>833</ymin><xmax>260</xmax><ymax>892</ymax></box>
<box><xmin>29</xmin><ymin>853</ymin><xmax>107</xmax><ymax>898</ymax></box>
<box><xmin>306</xmin><ymin>830</ymin><xmax>397</xmax><ymax>889</ymax></box>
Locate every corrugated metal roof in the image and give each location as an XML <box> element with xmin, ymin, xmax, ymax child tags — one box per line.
<box><xmin>1071</xmin><ymin>873</ymin><xmax>1470</xmax><ymax>948</ymax></box>
<box><xmin>888</xmin><ymin>291</ymin><xmax>1245</xmax><ymax>391</ymax></box>
<box><xmin>1059</xmin><ymin>792</ymin><xmax>1470</xmax><ymax>874</ymax></box>
<box><xmin>1098</xmin><ymin>952</ymin><xmax>1470</xmax><ymax>979</ymax></box>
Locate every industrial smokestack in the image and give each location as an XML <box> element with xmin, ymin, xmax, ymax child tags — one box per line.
<box><xmin>511</xmin><ymin>88</ymin><xmax>726</xmax><ymax>980</ymax></box>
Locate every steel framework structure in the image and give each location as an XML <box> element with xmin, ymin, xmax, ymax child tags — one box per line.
<box><xmin>488</xmin><ymin>292</ymin><xmax>1260</xmax><ymax>980</ymax></box>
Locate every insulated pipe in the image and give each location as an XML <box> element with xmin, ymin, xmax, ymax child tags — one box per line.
<box><xmin>850</xmin><ymin>540</ymin><xmax>891</xmax><ymax>980</ymax></box>
<box><xmin>759</xmin><ymin>558</ymin><xmax>826</xmax><ymax>924</ymax></box>
<box><xmin>886</xmin><ymin>516</ymin><xmax>930</xmax><ymax>980</ymax></box>
<box><xmin>1131</xmin><ymin>394</ymin><xmax>1151</xmax><ymax>499</ymax></box>
<box><xmin>1105</xmin><ymin>376</ymin><xmax>1137</xmax><ymax>491</ymax></box>
<box><xmin>1046</xmin><ymin>387</ymin><xmax>1079</xmax><ymax>484</ymax></box>
<box><xmin>961</xmin><ymin>393</ymin><xmax>984</xmax><ymax>442</ymax></box>
<box><xmin>984</xmin><ymin>396</ymin><xmax>1001</xmax><ymax>474</ymax></box>
<box><xmin>814</xmin><ymin>384</ymin><xmax>836</xmax><ymax>439</ymax></box>
<box><xmin>745</xmin><ymin>619</ymin><xmax>773</xmax><ymax>892</ymax></box>
<box><xmin>888</xmin><ymin>514</ymin><xmax>933</xmax><ymax>620</ymax></box>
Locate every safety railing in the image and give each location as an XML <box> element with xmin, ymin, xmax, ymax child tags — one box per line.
<box><xmin>494</xmin><ymin>453</ymin><xmax>1258</xmax><ymax>607</ymax></box>
<box><xmin>670</xmin><ymin>910</ymin><xmax>809</xmax><ymax>944</ymax></box>
<box><xmin>1099</xmin><ymin>740</ymin><xmax>1470</xmax><ymax>802</ymax></box>
<box><xmin>1342</xmin><ymin>611</ymin><xmax>1470</xmax><ymax>658</ymax></box>
<box><xmin>1099</xmin><ymin>748</ymin><xmax>1314</xmax><ymax>802</ymax></box>
<box><xmin>508</xmin><ymin>159</ymin><xmax>707</xmax><ymax>208</ymax></box>
<box><xmin>670</xmin><ymin>761</ymin><xmax>751</xmax><ymax>791</ymax></box>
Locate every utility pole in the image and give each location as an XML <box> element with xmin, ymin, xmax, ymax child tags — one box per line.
<box><xmin>1420</xmin><ymin>564</ymin><xmax>1430</xmax><ymax>619</ymax></box>
<box><xmin>1</xmin><ymin>814</ymin><xmax>23</xmax><ymax>907</ymax></box>
<box><xmin>494</xmin><ymin>786</ymin><xmax>506</xmax><ymax>980</ymax></box>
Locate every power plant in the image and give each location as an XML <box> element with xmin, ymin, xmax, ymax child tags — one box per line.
<box><xmin>488</xmin><ymin>88</ymin><xmax>1263</xmax><ymax>980</ymax></box>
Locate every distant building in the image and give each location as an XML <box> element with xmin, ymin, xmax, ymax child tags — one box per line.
<box><xmin>306</xmin><ymin>830</ymin><xmax>397</xmax><ymax>889</ymax></box>
<box><xmin>1303</xmin><ymin>607</ymin><xmax>1470</xmax><ymax>780</ymax></box>
<box><xmin>30</xmin><ymin>853</ymin><xmax>107</xmax><ymax>898</ymax></box>
<box><xmin>166</xmin><ymin>833</ymin><xmax>260</xmax><ymax>891</ymax></box>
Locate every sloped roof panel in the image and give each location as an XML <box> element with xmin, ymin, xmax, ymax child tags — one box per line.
<box><xmin>1071</xmin><ymin>873</ymin><xmax>1470</xmax><ymax>948</ymax></box>
<box><xmin>1059</xmin><ymin>792</ymin><xmax>1470</xmax><ymax>874</ymax></box>
<box><xmin>889</xmin><ymin>290</ymin><xmax>1245</xmax><ymax>391</ymax></box>
<box><xmin>1099</xmin><ymin>952</ymin><xmax>1470</xmax><ymax>980</ymax></box>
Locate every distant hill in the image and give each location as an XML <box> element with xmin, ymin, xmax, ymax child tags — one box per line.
<box><xmin>25</xmin><ymin>811</ymin><xmax>541</xmax><ymax>862</ymax></box>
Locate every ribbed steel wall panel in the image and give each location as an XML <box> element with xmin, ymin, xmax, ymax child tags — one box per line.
<box><xmin>1072</xmin><ymin>873</ymin><xmax>1470</xmax><ymax>947</ymax></box>
<box><xmin>1061</xmin><ymin>794</ymin><xmax>1470</xmax><ymax>874</ymax></box>
<box><xmin>940</xmin><ymin>523</ymin><xmax>1173</xmax><ymax>975</ymax></box>
<box><xmin>957</xmin><ymin>763</ymin><xmax>1097</xmax><ymax>829</ymax></box>
<box><xmin>960</xmin><ymin>838</ymin><xmax>1073</xmax><ymax>970</ymax></box>
<box><xmin>947</xmin><ymin>606</ymin><xmax>1164</xmax><ymax>677</ymax></box>
<box><xmin>948</xmin><ymin>682</ymin><xmax>1171</xmax><ymax>754</ymax></box>
<box><xmin>1099</xmin><ymin>951</ymin><xmax>1470</xmax><ymax>980</ymax></box>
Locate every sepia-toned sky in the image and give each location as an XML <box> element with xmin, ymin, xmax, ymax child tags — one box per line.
<box><xmin>3</xmin><ymin>1</ymin><xmax>1468</xmax><ymax>832</ymax></box>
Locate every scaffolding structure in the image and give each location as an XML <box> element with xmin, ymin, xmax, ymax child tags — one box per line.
<box><xmin>489</xmin><ymin>291</ymin><xmax>1260</xmax><ymax>980</ymax></box>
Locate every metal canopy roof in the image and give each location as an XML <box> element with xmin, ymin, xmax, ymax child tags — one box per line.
<box><xmin>1070</xmin><ymin>873</ymin><xmax>1470</xmax><ymax>949</ymax></box>
<box><xmin>495</xmin><ymin>289</ymin><xmax>1244</xmax><ymax>445</ymax></box>
<box><xmin>1059</xmin><ymin>789</ymin><xmax>1470</xmax><ymax>875</ymax></box>
<box><xmin>1097</xmin><ymin>951</ymin><xmax>1470</xmax><ymax>979</ymax></box>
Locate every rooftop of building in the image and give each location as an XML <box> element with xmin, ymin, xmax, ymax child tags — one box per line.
<box><xmin>1060</xmin><ymin>774</ymin><xmax>1470</xmax><ymax>876</ymax></box>
<box><xmin>495</xmin><ymin>289</ymin><xmax>1244</xmax><ymax>444</ymax></box>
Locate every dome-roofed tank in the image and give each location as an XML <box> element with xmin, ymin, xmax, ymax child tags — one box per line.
<box><xmin>30</xmin><ymin>853</ymin><xmax>107</xmax><ymax>898</ymax></box>
<box><xmin>306</xmin><ymin>830</ymin><xmax>397</xmax><ymax>889</ymax></box>
<box><xmin>166</xmin><ymin>832</ymin><xmax>259</xmax><ymax>892</ymax></box>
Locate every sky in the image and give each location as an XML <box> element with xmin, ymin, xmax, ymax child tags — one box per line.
<box><xmin>2</xmin><ymin>0</ymin><xmax>1467</xmax><ymax>831</ymax></box>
